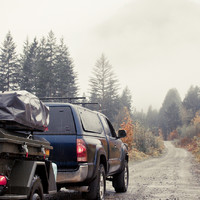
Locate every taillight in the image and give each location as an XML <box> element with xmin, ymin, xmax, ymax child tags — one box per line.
<box><xmin>0</xmin><ymin>175</ymin><xmax>7</xmax><ymax>195</ymax></box>
<box><xmin>0</xmin><ymin>176</ymin><xmax>7</xmax><ymax>186</ymax></box>
<box><xmin>77</xmin><ymin>139</ymin><xmax>87</xmax><ymax>162</ymax></box>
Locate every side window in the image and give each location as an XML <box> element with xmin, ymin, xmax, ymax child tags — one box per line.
<box><xmin>100</xmin><ymin>116</ymin><xmax>117</xmax><ymax>138</ymax></box>
<box><xmin>46</xmin><ymin>106</ymin><xmax>76</xmax><ymax>134</ymax></box>
<box><xmin>79</xmin><ymin>109</ymin><xmax>103</xmax><ymax>134</ymax></box>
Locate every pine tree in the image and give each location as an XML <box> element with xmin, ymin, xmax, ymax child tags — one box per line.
<box><xmin>0</xmin><ymin>31</ymin><xmax>20</xmax><ymax>91</ymax></box>
<box><xmin>182</xmin><ymin>86</ymin><xmax>200</xmax><ymax>124</ymax></box>
<box><xmin>35</xmin><ymin>37</ymin><xmax>48</xmax><ymax>97</ymax></box>
<box><xmin>146</xmin><ymin>106</ymin><xmax>159</xmax><ymax>135</ymax></box>
<box><xmin>120</xmin><ymin>86</ymin><xmax>132</xmax><ymax>112</ymax></box>
<box><xmin>89</xmin><ymin>54</ymin><xmax>119</xmax><ymax>121</ymax></box>
<box><xmin>54</xmin><ymin>37</ymin><xmax>78</xmax><ymax>97</ymax></box>
<box><xmin>20</xmin><ymin>38</ymin><xmax>38</xmax><ymax>93</ymax></box>
<box><xmin>34</xmin><ymin>31</ymin><xmax>57</xmax><ymax>97</ymax></box>
<box><xmin>44</xmin><ymin>31</ymin><xmax>57</xmax><ymax>96</ymax></box>
<box><xmin>159</xmin><ymin>88</ymin><xmax>182</xmax><ymax>140</ymax></box>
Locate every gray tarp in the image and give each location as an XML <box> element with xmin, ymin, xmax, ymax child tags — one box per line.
<box><xmin>0</xmin><ymin>90</ymin><xmax>49</xmax><ymax>131</ymax></box>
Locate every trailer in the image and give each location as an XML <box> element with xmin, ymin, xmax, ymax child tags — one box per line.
<box><xmin>0</xmin><ymin>91</ymin><xmax>57</xmax><ymax>200</ymax></box>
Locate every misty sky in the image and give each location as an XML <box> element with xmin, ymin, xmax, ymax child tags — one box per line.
<box><xmin>1</xmin><ymin>0</ymin><xmax>200</xmax><ymax>112</ymax></box>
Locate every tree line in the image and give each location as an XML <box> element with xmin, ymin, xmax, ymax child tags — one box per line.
<box><xmin>0</xmin><ymin>31</ymin><xmax>132</xmax><ymax>124</ymax></box>
<box><xmin>134</xmin><ymin>86</ymin><xmax>200</xmax><ymax>141</ymax></box>
<box><xmin>3</xmin><ymin>30</ymin><xmax>197</xmax><ymax>153</ymax></box>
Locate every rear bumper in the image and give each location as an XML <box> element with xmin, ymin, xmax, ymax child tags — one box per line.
<box><xmin>56</xmin><ymin>163</ymin><xmax>88</xmax><ymax>183</ymax></box>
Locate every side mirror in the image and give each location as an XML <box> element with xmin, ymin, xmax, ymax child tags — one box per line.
<box><xmin>118</xmin><ymin>130</ymin><xmax>126</xmax><ymax>138</ymax></box>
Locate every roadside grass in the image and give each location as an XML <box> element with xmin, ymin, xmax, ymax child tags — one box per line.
<box><xmin>129</xmin><ymin>137</ymin><xmax>165</xmax><ymax>161</ymax></box>
<box><xmin>178</xmin><ymin>136</ymin><xmax>200</xmax><ymax>162</ymax></box>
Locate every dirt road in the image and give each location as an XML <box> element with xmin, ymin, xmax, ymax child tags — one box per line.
<box><xmin>47</xmin><ymin>141</ymin><xmax>200</xmax><ymax>200</ymax></box>
<box><xmin>105</xmin><ymin>141</ymin><xmax>200</xmax><ymax>200</ymax></box>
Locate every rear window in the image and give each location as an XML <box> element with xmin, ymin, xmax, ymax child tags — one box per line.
<box><xmin>45</xmin><ymin>106</ymin><xmax>76</xmax><ymax>134</ymax></box>
<box><xmin>79</xmin><ymin>109</ymin><xmax>103</xmax><ymax>134</ymax></box>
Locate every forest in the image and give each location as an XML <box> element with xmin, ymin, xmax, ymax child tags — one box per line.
<box><xmin>0</xmin><ymin>31</ymin><xmax>199</xmax><ymax>160</ymax></box>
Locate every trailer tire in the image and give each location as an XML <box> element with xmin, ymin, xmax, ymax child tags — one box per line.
<box><xmin>28</xmin><ymin>176</ymin><xmax>44</xmax><ymax>200</ymax></box>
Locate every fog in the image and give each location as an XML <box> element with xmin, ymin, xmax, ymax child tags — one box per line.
<box><xmin>1</xmin><ymin>0</ymin><xmax>200</xmax><ymax>111</ymax></box>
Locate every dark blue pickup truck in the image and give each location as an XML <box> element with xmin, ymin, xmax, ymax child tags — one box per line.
<box><xmin>35</xmin><ymin>102</ymin><xmax>129</xmax><ymax>200</ymax></box>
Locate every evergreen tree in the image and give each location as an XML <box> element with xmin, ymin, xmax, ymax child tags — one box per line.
<box><xmin>182</xmin><ymin>86</ymin><xmax>200</xmax><ymax>124</ymax></box>
<box><xmin>54</xmin><ymin>38</ymin><xmax>78</xmax><ymax>97</ymax></box>
<box><xmin>0</xmin><ymin>31</ymin><xmax>20</xmax><ymax>91</ymax></box>
<box><xmin>35</xmin><ymin>37</ymin><xmax>48</xmax><ymax>97</ymax></box>
<box><xmin>20</xmin><ymin>38</ymin><xmax>38</xmax><ymax>93</ymax></box>
<box><xmin>159</xmin><ymin>88</ymin><xmax>182</xmax><ymax>140</ymax></box>
<box><xmin>120</xmin><ymin>86</ymin><xmax>132</xmax><ymax>112</ymax></box>
<box><xmin>146</xmin><ymin>106</ymin><xmax>159</xmax><ymax>135</ymax></box>
<box><xmin>34</xmin><ymin>31</ymin><xmax>57</xmax><ymax>97</ymax></box>
<box><xmin>44</xmin><ymin>31</ymin><xmax>57</xmax><ymax>96</ymax></box>
<box><xmin>114</xmin><ymin>87</ymin><xmax>133</xmax><ymax>129</ymax></box>
<box><xmin>89</xmin><ymin>54</ymin><xmax>119</xmax><ymax>121</ymax></box>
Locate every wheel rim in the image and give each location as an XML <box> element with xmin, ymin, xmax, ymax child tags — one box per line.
<box><xmin>32</xmin><ymin>193</ymin><xmax>41</xmax><ymax>200</ymax></box>
<box><xmin>99</xmin><ymin>170</ymin><xmax>105</xmax><ymax>200</ymax></box>
<box><xmin>124</xmin><ymin>165</ymin><xmax>128</xmax><ymax>189</ymax></box>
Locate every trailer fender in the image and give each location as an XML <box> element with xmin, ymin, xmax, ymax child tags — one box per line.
<box><xmin>8</xmin><ymin>160</ymin><xmax>56</xmax><ymax>195</ymax></box>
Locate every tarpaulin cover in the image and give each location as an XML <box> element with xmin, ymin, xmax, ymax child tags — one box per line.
<box><xmin>0</xmin><ymin>90</ymin><xmax>49</xmax><ymax>131</ymax></box>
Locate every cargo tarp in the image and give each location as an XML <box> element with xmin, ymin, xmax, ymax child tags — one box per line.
<box><xmin>0</xmin><ymin>90</ymin><xmax>49</xmax><ymax>131</ymax></box>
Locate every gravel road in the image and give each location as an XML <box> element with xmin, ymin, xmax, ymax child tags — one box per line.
<box><xmin>46</xmin><ymin>141</ymin><xmax>200</xmax><ymax>200</ymax></box>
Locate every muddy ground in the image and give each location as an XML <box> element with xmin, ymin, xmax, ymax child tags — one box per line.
<box><xmin>46</xmin><ymin>141</ymin><xmax>200</xmax><ymax>200</ymax></box>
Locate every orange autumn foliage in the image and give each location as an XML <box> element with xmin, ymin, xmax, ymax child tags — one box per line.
<box><xmin>192</xmin><ymin>112</ymin><xmax>200</xmax><ymax>126</ymax></box>
<box><xmin>120</xmin><ymin>107</ymin><xmax>134</xmax><ymax>150</ymax></box>
<box><xmin>168</xmin><ymin>130</ymin><xmax>179</xmax><ymax>141</ymax></box>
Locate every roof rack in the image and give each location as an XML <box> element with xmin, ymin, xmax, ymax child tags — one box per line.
<box><xmin>39</xmin><ymin>97</ymin><xmax>101</xmax><ymax>110</ymax></box>
<box><xmin>39</xmin><ymin>97</ymin><xmax>86</xmax><ymax>103</ymax></box>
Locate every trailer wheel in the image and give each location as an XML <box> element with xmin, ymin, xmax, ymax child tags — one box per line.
<box><xmin>28</xmin><ymin>176</ymin><xmax>44</xmax><ymax>200</ymax></box>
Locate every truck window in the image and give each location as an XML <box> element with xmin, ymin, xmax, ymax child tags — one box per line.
<box><xmin>100</xmin><ymin>116</ymin><xmax>117</xmax><ymax>138</ymax></box>
<box><xmin>44</xmin><ymin>106</ymin><xmax>76</xmax><ymax>134</ymax></box>
<box><xmin>79</xmin><ymin>109</ymin><xmax>103</xmax><ymax>134</ymax></box>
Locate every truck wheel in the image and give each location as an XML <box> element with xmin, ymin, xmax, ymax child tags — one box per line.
<box><xmin>83</xmin><ymin>164</ymin><xmax>106</xmax><ymax>200</ymax></box>
<box><xmin>112</xmin><ymin>160</ymin><xmax>129</xmax><ymax>193</ymax></box>
<box><xmin>28</xmin><ymin>176</ymin><xmax>44</xmax><ymax>200</ymax></box>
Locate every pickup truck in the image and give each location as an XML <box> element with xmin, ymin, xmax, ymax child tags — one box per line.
<box><xmin>36</xmin><ymin>102</ymin><xmax>129</xmax><ymax>200</ymax></box>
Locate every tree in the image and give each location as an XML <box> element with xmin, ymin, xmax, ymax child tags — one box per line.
<box><xmin>120</xmin><ymin>86</ymin><xmax>132</xmax><ymax>112</ymax></box>
<box><xmin>34</xmin><ymin>32</ymin><xmax>79</xmax><ymax>98</ymax></box>
<box><xmin>54</xmin><ymin>37</ymin><xmax>78</xmax><ymax>98</ymax></box>
<box><xmin>89</xmin><ymin>54</ymin><xmax>119</xmax><ymax>122</ymax></box>
<box><xmin>182</xmin><ymin>86</ymin><xmax>200</xmax><ymax>124</ymax></box>
<box><xmin>34</xmin><ymin>31</ymin><xmax>58</xmax><ymax>97</ymax></box>
<box><xmin>146</xmin><ymin>106</ymin><xmax>159</xmax><ymax>135</ymax></box>
<box><xmin>35</xmin><ymin>36</ymin><xmax>48</xmax><ymax>97</ymax></box>
<box><xmin>0</xmin><ymin>31</ymin><xmax>20</xmax><ymax>91</ymax></box>
<box><xmin>120</xmin><ymin>107</ymin><xmax>134</xmax><ymax>151</ymax></box>
<box><xmin>20</xmin><ymin>38</ymin><xmax>39</xmax><ymax>93</ymax></box>
<box><xmin>159</xmin><ymin>88</ymin><xmax>182</xmax><ymax>140</ymax></box>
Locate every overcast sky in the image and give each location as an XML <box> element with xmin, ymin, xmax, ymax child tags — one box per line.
<box><xmin>1</xmin><ymin>0</ymin><xmax>200</xmax><ymax>112</ymax></box>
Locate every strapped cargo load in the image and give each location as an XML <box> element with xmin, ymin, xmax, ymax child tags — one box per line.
<box><xmin>0</xmin><ymin>91</ymin><xmax>52</xmax><ymax>159</ymax></box>
<box><xmin>0</xmin><ymin>90</ymin><xmax>49</xmax><ymax>131</ymax></box>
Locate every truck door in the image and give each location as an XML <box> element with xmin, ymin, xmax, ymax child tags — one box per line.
<box><xmin>100</xmin><ymin>116</ymin><xmax>121</xmax><ymax>173</ymax></box>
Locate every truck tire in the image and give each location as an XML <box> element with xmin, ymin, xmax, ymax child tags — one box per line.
<box><xmin>112</xmin><ymin>160</ymin><xmax>129</xmax><ymax>193</ymax></box>
<box><xmin>83</xmin><ymin>164</ymin><xmax>106</xmax><ymax>200</ymax></box>
<box><xmin>28</xmin><ymin>176</ymin><xmax>44</xmax><ymax>200</ymax></box>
